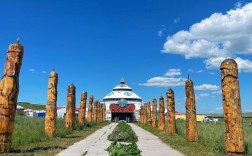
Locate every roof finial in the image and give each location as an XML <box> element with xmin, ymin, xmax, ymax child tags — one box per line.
<box><xmin>16</xmin><ymin>37</ymin><xmax>20</xmax><ymax>44</ymax></box>
<box><xmin>188</xmin><ymin>74</ymin><xmax>190</xmax><ymax>80</ymax></box>
<box><xmin>120</xmin><ymin>77</ymin><xmax>125</xmax><ymax>84</ymax></box>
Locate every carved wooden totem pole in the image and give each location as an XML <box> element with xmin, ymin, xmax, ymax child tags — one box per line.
<box><xmin>100</xmin><ymin>103</ymin><xmax>103</xmax><ymax>122</ymax></box>
<box><xmin>78</xmin><ymin>92</ymin><xmax>87</xmax><ymax>125</ymax></box>
<box><xmin>103</xmin><ymin>105</ymin><xmax>106</xmax><ymax>121</ymax></box>
<box><xmin>220</xmin><ymin>58</ymin><xmax>245</xmax><ymax>155</ymax></box>
<box><xmin>93</xmin><ymin>100</ymin><xmax>98</xmax><ymax>122</ymax></box>
<box><xmin>158</xmin><ymin>95</ymin><xmax>165</xmax><ymax>130</ymax></box>
<box><xmin>147</xmin><ymin>102</ymin><xmax>151</xmax><ymax>125</ymax></box>
<box><xmin>152</xmin><ymin>98</ymin><xmax>157</xmax><ymax>128</ymax></box>
<box><xmin>45</xmin><ymin>69</ymin><xmax>58</xmax><ymax>137</ymax></box>
<box><xmin>139</xmin><ymin>106</ymin><xmax>143</xmax><ymax>124</ymax></box>
<box><xmin>143</xmin><ymin>103</ymin><xmax>147</xmax><ymax>125</ymax></box>
<box><xmin>185</xmin><ymin>76</ymin><xmax>198</xmax><ymax>142</ymax></box>
<box><xmin>65</xmin><ymin>83</ymin><xmax>76</xmax><ymax>130</ymax></box>
<box><xmin>0</xmin><ymin>39</ymin><xmax>24</xmax><ymax>152</ymax></box>
<box><xmin>167</xmin><ymin>88</ymin><xmax>176</xmax><ymax>134</ymax></box>
<box><xmin>87</xmin><ymin>95</ymin><xmax>94</xmax><ymax>122</ymax></box>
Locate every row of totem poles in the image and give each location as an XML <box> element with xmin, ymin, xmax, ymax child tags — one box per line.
<box><xmin>0</xmin><ymin>40</ymin><xmax>106</xmax><ymax>153</ymax></box>
<box><xmin>139</xmin><ymin>59</ymin><xmax>245</xmax><ymax>155</ymax></box>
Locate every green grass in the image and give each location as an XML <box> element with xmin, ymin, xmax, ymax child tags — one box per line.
<box><xmin>108</xmin><ymin>121</ymin><xmax>138</xmax><ymax>143</ymax></box>
<box><xmin>106</xmin><ymin>141</ymin><xmax>141</xmax><ymax>156</ymax></box>
<box><xmin>2</xmin><ymin>115</ymin><xmax>109</xmax><ymax>155</ymax></box>
<box><xmin>137</xmin><ymin>120</ymin><xmax>252</xmax><ymax>156</ymax></box>
<box><xmin>18</xmin><ymin>102</ymin><xmax>46</xmax><ymax>110</ymax></box>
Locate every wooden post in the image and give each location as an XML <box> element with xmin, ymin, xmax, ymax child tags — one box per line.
<box><xmin>185</xmin><ymin>76</ymin><xmax>198</xmax><ymax>142</ymax></box>
<box><xmin>158</xmin><ymin>95</ymin><xmax>165</xmax><ymax>130</ymax></box>
<box><xmin>93</xmin><ymin>100</ymin><xmax>98</xmax><ymax>122</ymax></box>
<box><xmin>0</xmin><ymin>39</ymin><xmax>24</xmax><ymax>152</ymax></box>
<box><xmin>139</xmin><ymin>106</ymin><xmax>143</xmax><ymax>123</ymax></box>
<box><xmin>147</xmin><ymin>102</ymin><xmax>151</xmax><ymax>125</ymax></box>
<box><xmin>87</xmin><ymin>95</ymin><xmax>94</xmax><ymax>123</ymax></box>
<box><xmin>78</xmin><ymin>92</ymin><xmax>87</xmax><ymax>125</ymax></box>
<box><xmin>220</xmin><ymin>58</ymin><xmax>245</xmax><ymax>155</ymax></box>
<box><xmin>143</xmin><ymin>103</ymin><xmax>147</xmax><ymax>125</ymax></box>
<box><xmin>45</xmin><ymin>69</ymin><xmax>58</xmax><ymax>137</ymax></box>
<box><xmin>167</xmin><ymin>88</ymin><xmax>176</xmax><ymax>134</ymax></box>
<box><xmin>103</xmin><ymin>105</ymin><xmax>106</xmax><ymax>121</ymax></box>
<box><xmin>152</xmin><ymin>98</ymin><xmax>157</xmax><ymax>128</ymax></box>
<box><xmin>65</xmin><ymin>83</ymin><xmax>76</xmax><ymax>130</ymax></box>
<box><xmin>100</xmin><ymin>104</ymin><xmax>103</xmax><ymax>122</ymax></box>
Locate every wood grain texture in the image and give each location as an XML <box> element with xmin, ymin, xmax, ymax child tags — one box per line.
<box><xmin>220</xmin><ymin>58</ymin><xmax>245</xmax><ymax>155</ymax></box>
<box><xmin>65</xmin><ymin>83</ymin><xmax>76</xmax><ymax>130</ymax></box>
<box><xmin>78</xmin><ymin>92</ymin><xmax>87</xmax><ymax>125</ymax></box>
<box><xmin>0</xmin><ymin>41</ymin><xmax>24</xmax><ymax>152</ymax></box>
<box><xmin>185</xmin><ymin>77</ymin><xmax>198</xmax><ymax>142</ymax></box>
<box><xmin>158</xmin><ymin>96</ymin><xmax>165</xmax><ymax>131</ymax></box>
<box><xmin>45</xmin><ymin>69</ymin><xmax>58</xmax><ymax>137</ymax></box>
<box><xmin>87</xmin><ymin>95</ymin><xmax>94</xmax><ymax>123</ymax></box>
<box><xmin>167</xmin><ymin>88</ymin><xmax>176</xmax><ymax>134</ymax></box>
<box><xmin>151</xmin><ymin>98</ymin><xmax>157</xmax><ymax>128</ymax></box>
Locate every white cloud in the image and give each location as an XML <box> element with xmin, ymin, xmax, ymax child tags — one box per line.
<box><xmin>216</xmin><ymin>107</ymin><xmax>223</xmax><ymax>111</ymax></box>
<box><xmin>188</xmin><ymin>68</ymin><xmax>194</xmax><ymax>73</ymax></box>
<box><xmin>165</xmin><ymin>69</ymin><xmax>182</xmax><ymax>77</ymax></box>
<box><xmin>195</xmin><ymin>84</ymin><xmax>220</xmax><ymax>90</ymax></box>
<box><xmin>158</xmin><ymin>25</ymin><xmax>166</xmax><ymax>37</ymax></box>
<box><xmin>28</xmin><ymin>68</ymin><xmax>35</xmax><ymax>72</ymax></box>
<box><xmin>204</xmin><ymin>57</ymin><xmax>252</xmax><ymax>72</ymax></box>
<box><xmin>41</xmin><ymin>71</ymin><xmax>47</xmax><ymax>74</ymax></box>
<box><xmin>196</xmin><ymin>70</ymin><xmax>204</xmax><ymax>73</ymax></box>
<box><xmin>139</xmin><ymin>77</ymin><xmax>186</xmax><ymax>87</ymax></box>
<box><xmin>162</xmin><ymin>3</ymin><xmax>252</xmax><ymax>72</ymax></box>
<box><xmin>235</xmin><ymin>2</ymin><xmax>242</xmax><ymax>8</ymax></box>
<box><xmin>212</xmin><ymin>90</ymin><xmax>222</xmax><ymax>94</ymax></box>
<box><xmin>209</xmin><ymin>72</ymin><xmax>215</xmax><ymax>75</ymax></box>
<box><xmin>196</xmin><ymin>93</ymin><xmax>210</xmax><ymax>99</ymax></box>
<box><xmin>173</xmin><ymin>17</ymin><xmax>180</xmax><ymax>23</ymax></box>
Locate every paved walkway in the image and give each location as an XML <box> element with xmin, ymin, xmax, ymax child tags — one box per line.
<box><xmin>129</xmin><ymin>123</ymin><xmax>184</xmax><ymax>156</ymax></box>
<box><xmin>57</xmin><ymin>122</ymin><xmax>184</xmax><ymax>156</ymax></box>
<box><xmin>56</xmin><ymin>123</ymin><xmax>117</xmax><ymax>156</ymax></box>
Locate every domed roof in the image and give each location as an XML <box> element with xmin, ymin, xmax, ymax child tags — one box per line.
<box><xmin>103</xmin><ymin>79</ymin><xmax>142</xmax><ymax>101</ymax></box>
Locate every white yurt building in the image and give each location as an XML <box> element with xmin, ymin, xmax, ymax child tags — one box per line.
<box><xmin>103</xmin><ymin>78</ymin><xmax>142</xmax><ymax>122</ymax></box>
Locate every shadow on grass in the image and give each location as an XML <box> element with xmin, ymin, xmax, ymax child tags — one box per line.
<box><xmin>10</xmin><ymin>146</ymin><xmax>66</xmax><ymax>153</ymax></box>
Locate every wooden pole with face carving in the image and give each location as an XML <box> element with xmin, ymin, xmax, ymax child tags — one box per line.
<box><xmin>103</xmin><ymin>105</ymin><xmax>106</xmax><ymax>121</ymax></box>
<box><xmin>93</xmin><ymin>100</ymin><xmax>98</xmax><ymax>122</ymax></box>
<box><xmin>143</xmin><ymin>103</ymin><xmax>147</xmax><ymax>125</ymax></box>
<box><xmin>87</xmin><ymin>95</ymin><xmax>94</xmax><ymax>123</ymax></box>
<box><xmin>167</xmin><ymin>88</ymin><xmax>176</xmax><ymax>134</ymax></box>
<box><xmin>65</xmin><ymin>83</ymin><xmax>76</xmax><ymax>130</ymax></box>
<box><xmin>45</xmin><ymin>69</ymin><xmax>58</xmax><ymax>137</ymax></box>
<box><xmin>139</xmin><ymin>106</ymin><xmax>143</xmax><ymax>124</ymax></box>
<box><xmin>0</xmin><ymin>39</ymin><xmax>24</xmax><ymax>152</ymax></box>
<box><xmin>158</xmin><ymin>95</ymin><xmax>165</xmax><ymax>130</ymax></box>
<box><xmin>185</xmin><ymin>76</ymin><xmax>198</xmax><ymax>142</ymax></box>
<box><xmin>147</xmin><ymin>102</ymin><xmax>151</xmax><ymax>125</ymax></box>
<box><xmin>78</xmin><ymin>92</ymin><xmax>87</xmax><ymax>125</ymax></box>
<box><xmin>220</xmin><ymin>58</ymin><xmax>245</xmax><ymax>155</ymax></box>
<box><xmin>152</xmin><ymin>98</ymin><xmax>157</xmax><ymax>128</ymax></box>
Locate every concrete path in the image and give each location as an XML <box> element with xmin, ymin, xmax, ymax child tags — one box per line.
<box><xmin>56</xmin><ymin>123</ymin><xmax>117</xmax><ymax>156</ymax></box>
<box><xmin>129</xmin><ymin>123</ymin><xmax>185</xmax><ymax>156</ymax></box>
<box><xmin>57</xmin><ymin>122</ymin><xmax>184</xmax><ymax>156</ymax></box>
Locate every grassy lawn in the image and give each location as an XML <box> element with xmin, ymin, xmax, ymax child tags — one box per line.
<box><xmin>2</xmin><ymin>115</ymin><xmax>109</xmax><ymax>156</ymax></box>
<box><xmin>136</xmin><ymin>120</ymin><xmax>252</xmax><ymax>156</ymax></box>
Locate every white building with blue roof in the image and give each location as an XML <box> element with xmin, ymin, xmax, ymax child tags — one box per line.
<box><xmin>103</xmin><ymin>78</ymin><xmax>142</xmax><ymax>122</ymax></box>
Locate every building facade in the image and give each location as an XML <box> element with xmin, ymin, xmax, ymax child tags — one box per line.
<box><xmin>103</xmin><ymin>78</ymin><xmax>142</xmax><ymax>122</ymax></box>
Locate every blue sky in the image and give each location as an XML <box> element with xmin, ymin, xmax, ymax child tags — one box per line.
<box><xmin>0</xmin><ymin>0</ymin><xmax>251</xmax><ymax>113</ymax></box>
